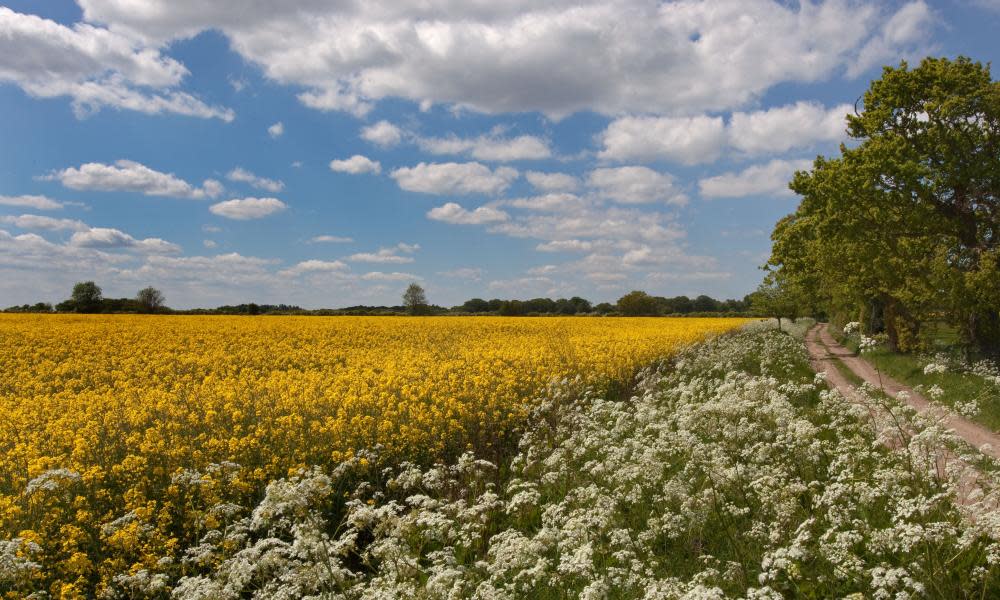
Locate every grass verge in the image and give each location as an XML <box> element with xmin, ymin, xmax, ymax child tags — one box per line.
<box><xmin>831</xmin><ymin>325</ymin><xmax>1000</xmax><ymax>431</ymax></box>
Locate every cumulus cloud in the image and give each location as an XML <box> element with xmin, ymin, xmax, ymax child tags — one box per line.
<box><xmin>0</xmin><ymin>7</ymin><xmax>233</xmax><ymax>120</ymax></box>
<box><xmin>391</xmin><ymin>162</ymin><xmax>518</xmax><ymax>195</ymax></box>
<box><xmin>346</xmin><ymin>243</ymin><xmax>419</xmax><ymax>264</ymax></box>
<box><xmin>0</xmin><ymin>214</ymin><xmax>89</xmax><ymax>232</ymax></box>
<box><xmin>699</xmin><ymin>158</ymin><xmax>812</xmax><ymax>198</ymax></box>
<box><xmin>597</xmin><ymin>115</ymin><xmax>726</xmax><ymax>164</ymax></box>
<box><xmin>728</xmin><ymin>101</ymin><xmax>850</xmax><ymax>155</ymax></box>
<box><xmin>437</xmin><ymin>267</ymin><xmax>482</xmax><ymax>280</ymax></box>
<box><xmin>0</xmin><ymin>194</ymin><xmax>64</xmax><ymax>210</ymax></box>
<box><xmin>525</xmin><ymin>171</ymin><xmax>580</xmax><ymax>193</ymax></box>
<box><xmin>849</xmin><ymin>1</ymin><xmax>935</xmax><ymax>77</ymax></box>
<box><xmin>588</xmin><ymin>166</ymin><xmax>687</xmax><ymax>205</ymax></box>
<box><xmin>72</xmin><ymin>0</ymin><xmax>931</xmax><ymax>119</ymax></box>
<box><xmin>268</xmin><ymin>121</ymin><xmax>284</xmax><ymax>138</ymax></box>
<box><xmin>427</xmin><ymin>202</ymin><xmax>510</xmax><ymax>225</ymax></box>
<box><xmin>491</xmin><ymin>205</ymin><xmax>685</xmax><ymax>246</ymax></box>
<box><xmin>504</xmin><ymin>193</ymin><xmax>586</xmax><ymax>213</ymax></box>
<box><xmin>46</xmin><ymin>160</ymin><xmax>223</xmax><ymax>199</ymax></box>
<box><xmin>309</xmin><ymin>235</ymin><xmax>354</xmax><ymax>244</ymax></box>
<box><xmin>70</xmin><ymin>227</ymin><xmax>180</xmax><ymax>253</ymax></box>
<box><xmin>597</xmin><ymin>102</ymin><xmax>851</xmax><ymax>163</ymax></box>
<box><xmin>417</xmin><ymin>133</ymin><xmax>551</xmax><ymax>162</ymax></box>
<box><xmin>125</xmin><ymin>253</ymin><xmax>281</xmax><ymax>291</ymax></box>
<box><xmin>209</xmin><ymin>197</ymin><xmax>287</xmax><ymax>219</ymax></box>
<box><xmin>360</xmin><ymin>120</ymin><xmax>403</xmax><ymax>147</ymax></box>
<box><xmin>0</xmin><ymin>228</ymin><xmax>129</xmax><ymax>273</ymax></box>
<box><xmin>329</xmin><ymin>155</ymin><xmax>382</xmax><ymax>175</ymax></box>
<box><xmin>360</xmin><ymin>271</ymin><xmax>422</xmax><ymax>281</ymax></box>
<box><xmin>279</xmin><ymin>259</ymin><xmax>349</xmax><ymax>276</ymax></box>
<box><xmin>536</xmin><ymin>239</ymin><xmax>595</xmax><ymax>253</ymax></box>
<box><xmin>226</xmin><ymin>167</ymin><xmax>284</xmax><ymax>193</ymax></box>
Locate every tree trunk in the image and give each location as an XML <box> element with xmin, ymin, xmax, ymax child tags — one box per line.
<box><xmin>884</xmin><ymin>297</ymin><xmax>900</xmax><ymax>353</ymax></box>
<box><xmin>970</xmin><ymin>310</ymin><xmax>1000</xmax><ymax>357</ymax></box>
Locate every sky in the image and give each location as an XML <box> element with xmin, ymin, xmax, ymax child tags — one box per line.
<box><xmin>1</xmin><ymin>1</ymin><xmax>999</xmax><ymax>309</ymax></box>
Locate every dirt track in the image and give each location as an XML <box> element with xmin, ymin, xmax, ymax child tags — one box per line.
<box><xmin>805</xmin><ymin>323</ymin><xmax>1000</xmax><ymax>460</ymax></box>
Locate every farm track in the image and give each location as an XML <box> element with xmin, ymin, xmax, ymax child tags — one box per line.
<box><xmin>806</xmin><ymin>323</ymin><xmax>1000</xmax><ymax>460</ymax></box>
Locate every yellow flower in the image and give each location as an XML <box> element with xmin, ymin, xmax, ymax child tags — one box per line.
<box><xmin>0</xmin><ymin>313</ymin><xmax>747</xmax><ymax>593</ymax></box>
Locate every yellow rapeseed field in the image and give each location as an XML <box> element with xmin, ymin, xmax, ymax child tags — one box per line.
<box><xmin>0</xmin><ymin>314</ymin><xmax>747</xmax><ymax>596</ymax></box>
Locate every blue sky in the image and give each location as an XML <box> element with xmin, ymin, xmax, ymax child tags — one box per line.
<box><xmin>1</xmin><ymin>0</ymin><xmax>998</xmax><ymax>309</ymax></box>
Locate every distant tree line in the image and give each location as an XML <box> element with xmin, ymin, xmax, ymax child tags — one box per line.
<box><xmin>765</xmin><ymin>57</ymin><xmax>1000</xmax><ymax>355</ymax></box>
<box><xmin>456</xmin><ymin>291</ymin><xmax>750</xmax><ymax>316</ymax></box>
<box><xmin>5</xmin><ymin>282</ymin><xmax>168</xmax><ymax>314</ymax></box>
<box><xmin>6</xmin><ymin>281</ymin><xmax>755</xmax><ymax>317</ymax></box>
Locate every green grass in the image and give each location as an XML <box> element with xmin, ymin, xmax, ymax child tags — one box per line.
<box><xmin>831</xmin><ymin>325</ymin><xmax>1000</xmax><ymax>431</ymax></box>
<box><xmin>829</xmin><ymin>355</ymin><xmax>865</xmax><ymax>387</ymax></box>
<box><xmin>743</xmin><ymin>316</ymin><xmax>815</xmax><ymax>340</ymax></box>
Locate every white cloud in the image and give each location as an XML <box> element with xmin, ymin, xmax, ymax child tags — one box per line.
<box><xmin>437</xmin><ymin>267</ymin><xmax>482</xmax><ymax>280</ymax></box>
<box><xmin>486</xmin><ymin>276</ymin><xmax>561</xmax><ymax>297</ymax></box>
<box><xmin>360</xmin><ymin>120</ymin><xmax>403</xmax><ymax>147</ymax></box>
<box><xmin>849</xmin><ymin>1</ymin><xmax>935</xmax><ymax>78</ymax></box>
<box><xmin>418</xmin><ymin>133</ymin><xmax>551</xmax><ymax>162</ymax></box>
<box><xmin>427</xmin><ymin>202</ymin><xmax>510</xmax><ymax>225</ymax></box>
<box><xmin>728</xmin><ymin>101</ymin><xmax>850</xmax><ymax>155</ymax></box>
<box><xmin>597</xmin><ymin>115</ymin><xmax>726</xmax><ymax>164</ymax></box>
<box><xmin>347</xmin><ymin>243</ymin><xmax>419</xmax><ymax>264</ymax></box>
<box><xmin>226</xmin><ymin>167</ymin><xmax>284</xmax><ymax>193</ymax></box>
<box><xmin>391</xmin><ymin>162</ymin><xmax>518</xmax><ymax>195</ymax></box>
<box><xmin>598</xmin><ymin>102</ymin><xmax>850</xmax><ymax>163</ymax></box>
<box><xmin>309</xmin><ymin>235</ymin><xmax>354</xmax><ymax>244</ymax></box>
<box><xmin>280</xmin><ymin>259</ymin><xmax>349</xmax><ymax>276</ymax></box>
<box><xmin>525</xmin><ymin>171</ymin><xmax>579</xmax><ymax>193</ymax></box>
<box><xmin>536</xmin><ymin>239</ymin><xmax>594</xmax><ymax>253</ymax></box>
<box><xmin>360</xmin><ymin>271</ymin><xmax>422</xmax><ymax>281</ymax></box>
<box><xmin>491</xmin><ymin>205</ymin><xmax>685</xmax><ymax>246</ymax></box>
<box><xmin>268</xmin><ymin>121</ymin><xmax>284</xmax><ymax>138</ymax></box>
<box><xmin>699</xmin><ymin>158</ymin><xmax>812</xmax><ymax>198</ymax></box>
<box><xmin>299</xmin><ymin>86</ymin><xmax>373</xmax><ymax>117</ymax></box>
<box><xmin>504</xmin><ymin>193</ymin><xmax>586</xmax><ymax>213</ymax></box>
<box><xmin>209</xmin><ymin>197</ymin><xmax>287</xmax><ymax>220</ymax></box>
<box><xmin>527</xmin><ymin>264</ymin><xmax>559</xmax><ymax>276</ymax></box>
<box><xmin>329</xmin><ymin>155</ymin><xmax>382</xmax><ymax>175</ymax></box>
<box><xmin>46</xmin><ymin>160</ymin><xmax>223</xmax><ymax>199</ymax></box>
<box><xmin>0</xmin><ymin>7</ymin><xmax>232</xmax><ymax>120</ymax></box>
<box><xmin>203</xmin><ymin>239</ymin><xmax>217</xmax><ymax>248</ymax></box>
<box><xmin>202</xmin><ymin>225</ymin><xmax>221</xmax><ymax>233</ymax></box>
<box><xmin>0</xmin><ymin>194</ymin><xmax>64</xmax><ymax>210</ymax></box>
<box><xmin>587</xmin><ymin>166</ymin><xmax>687</xmax><ymax>205</ymax></box>
<box><xmin>127</xmin><ymin>253</ymin><xmax>281</xmax><ymax>290</ymax></box>
<box><xmin>70</xmin><ymin>227</ymin><xmax>180</xmax><ymax>253</ymax></box>
<box><xmin>73</xmin><ymin>1</ymin><xmax>928</xmax><ymax>119</ymax></box>
<box><xmin>0</xmin><ymin>228</ymin><xmax>130</xmax><ymax>273</ymax></box>
<box><xmin>0</xmin><ymin>214</ymin><xmax>89</xmax><ymax>232</ymax></box>
<box><xmin>646</xmin><ymin>270</ymin><xmax>732</xmax><ymax>282</ymax></box>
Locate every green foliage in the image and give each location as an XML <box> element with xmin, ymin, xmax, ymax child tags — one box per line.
<box><xmin>769</xmin><ymin>56</ymin><xmax>1000</xmax><ymax>354</ymax></box>
<box><xmin>70</xmin><ymin>281</ymin><xmax>103</xmax><ymax>313</ymax></box>
<box><xmin>136</xmin><ymin>286</ymin><xmax>166</xmax><ymax>313</ymax></box>
<box><xmin>402</xmin><ymin>283</ymin><xmax>430</xmax><ymax>315</ymax></box>
<box><xmin>749</xmin><ymin>275</ymin><xmax>804</xmax><ymax>330</ymax></box>
<box><xmin>616</xmin><ymin>290</ymin><xmax>659</xmax><ymax>316</ymax></box>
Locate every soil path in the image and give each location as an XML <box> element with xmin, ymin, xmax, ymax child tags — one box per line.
<box><xmin>805</xmin><ymin>323</ymin><xmax>1000</xmax><ymax>460</ymax></box>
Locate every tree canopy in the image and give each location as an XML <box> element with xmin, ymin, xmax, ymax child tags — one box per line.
<box><xmin>768</xmin><ymin>56</ymin><xmax>1000</xmax><ymax>353</ymax></box>
<box><xmin>403</xmin><ymin>283</ymin><xmax>430</xmax><ymax>315</ymax></box>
